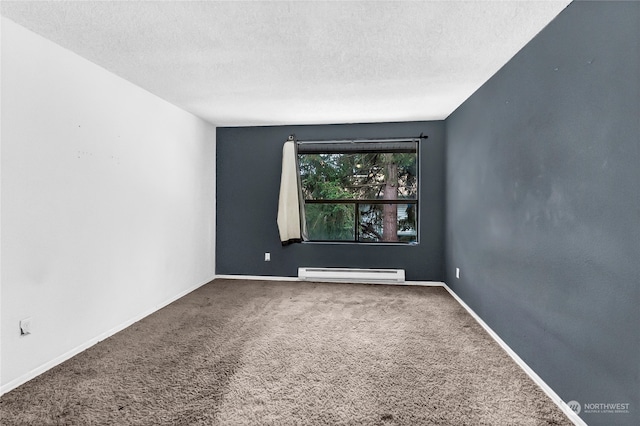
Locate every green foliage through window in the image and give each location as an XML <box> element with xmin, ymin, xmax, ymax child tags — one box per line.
<box><xmin>297</xmin><ymin>140</ymin><xmax>418</xmax><ymax>243</ymax></box>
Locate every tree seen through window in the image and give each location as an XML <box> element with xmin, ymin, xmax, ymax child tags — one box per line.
<box><xmin>297</xmin><ymin>140</ymin><xmax>418</xmax><ymax>243</ymax></box>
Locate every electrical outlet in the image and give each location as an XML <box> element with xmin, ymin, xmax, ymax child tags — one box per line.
<box><xmin>20</xmin><ymin>317</ymin><xmax>32</xmax><ymax>336</ymax></box>
<box><xmin>456</xmin><ymin>268</ymin><xmax>460</xmax><ymax>279</ymax></box>
<box><xmin>264</xmin><ymin>252</ymin><xmax>271</xmax><ymax>262</ymax></box>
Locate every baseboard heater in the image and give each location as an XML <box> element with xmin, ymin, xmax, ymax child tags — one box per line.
<box><xmin>298</xmin><ymin>267</ymin><xmax>405</xmax><ymax>284</ymax></box>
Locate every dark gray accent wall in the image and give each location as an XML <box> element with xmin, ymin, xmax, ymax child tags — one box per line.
<box><xmin>445</xmin><ymin>2</ymin><xmax>639</xmax><ymax>425</ymax></box>
<box><xmin>217</xmin><ymin>121</ymin><xmax>445</xmax><ymax>281</ymax></box>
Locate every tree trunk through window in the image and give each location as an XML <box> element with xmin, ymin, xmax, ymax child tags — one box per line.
<box><xmin>382</xmin><ymin>154</ymin><xmax>398</xmax><ymax>242</ymax></box>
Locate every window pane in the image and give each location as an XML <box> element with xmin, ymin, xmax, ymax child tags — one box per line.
<box><xmin>358</xmin><ymin>203</ymin><xmax>417</xmax><ymax>243</ymax></box>
<box><xmin>298</xmin><ymin>152</ymin><xmax>417</xmax><ymax>201</ymax></box>
<box><xmin>296</xmin><ymin>139</ymin><xmax>419</xmax><ymax>244</ymax></box>
<box><xmin>305</xmin><ymin>203</ymin><xmax>355</xmax><ymax>241</ymax></box>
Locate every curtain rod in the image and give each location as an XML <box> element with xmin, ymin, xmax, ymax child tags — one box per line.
<box><xmin>290</xmin><ymin>133</ymin><xmax>428</xmax><ymax>144</ymax></box>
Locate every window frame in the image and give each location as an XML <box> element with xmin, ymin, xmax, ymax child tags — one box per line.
<box><xmin>296</xmin><ymin>138</ymin><xmax>421</xmax><ymax>245</ymax></box>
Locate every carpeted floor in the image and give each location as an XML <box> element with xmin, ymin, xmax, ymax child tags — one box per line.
<box><xmin>0</xmin><ymin>279</ymin><xmax>573</xmax><ymax>425</ymax></box>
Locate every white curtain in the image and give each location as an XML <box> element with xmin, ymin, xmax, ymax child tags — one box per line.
<box><xmin>277</xmin><ymin>140</ymin><xmax>305</xmax><ymax>245</ymax></box>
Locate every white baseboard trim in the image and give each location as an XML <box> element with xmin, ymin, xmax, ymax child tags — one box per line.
<box><xmin>403</xmin><ymin>280</ymin><xmax>445</xmax><ymax>287</ymax></box>
<box><xmin>215</xmin><ymin>274</ymin><xmax>445</xmax><ymax>287</ymax></box>
<box><xmin>215</xmin><ymin>274</ymin><xmax>300</xmax><ymax>281</ymax></box>
<box><xmin>441</xmin><ymin>283</ymin><xmax>587</xmax><ymax>426</ymax></box>
<box><xmin>0</xmin><ymin>276</ymin><xmax>215</xmax><ymax>396</ymax></box>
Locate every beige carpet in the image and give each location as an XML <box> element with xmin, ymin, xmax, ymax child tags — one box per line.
<box><xmin>0</xmin><ymin>279</ymin><xmax>572</xmax><ymax>425</ymax></box>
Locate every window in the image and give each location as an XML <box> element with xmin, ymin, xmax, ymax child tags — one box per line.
<box><xmin>297</xmin><ymin>139</ymin><xmax>419</xmax><ymax>243</ymax></box>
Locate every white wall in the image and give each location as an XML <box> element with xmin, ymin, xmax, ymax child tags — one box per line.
<box><xmin>0</xmin><ymin>18</ymin><xmax>216</xmax><ymax>392</ymax></box>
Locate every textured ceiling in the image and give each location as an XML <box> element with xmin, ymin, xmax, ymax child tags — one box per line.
<box><xmin>1</xmin><ymin>1</ymin><xmax>571</xmax><ymax>126</ymax></box>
